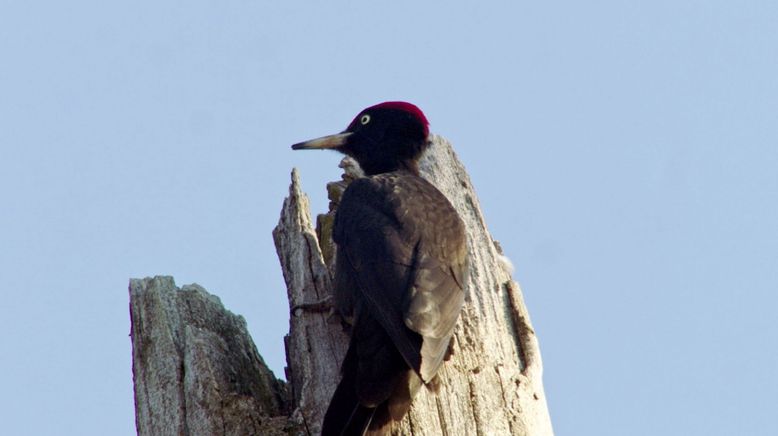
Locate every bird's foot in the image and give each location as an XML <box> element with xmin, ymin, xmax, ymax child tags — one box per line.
<box><xmin>290</xmin><ymin>295</ymin><xmax>335</xmax><ymax>317</ymax></box>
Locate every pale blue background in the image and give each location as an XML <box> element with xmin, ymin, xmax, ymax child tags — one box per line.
<box><xmin>1</xmin><ymin>2</ymin><xmax>776</xmax><ymax>435</ymax></box>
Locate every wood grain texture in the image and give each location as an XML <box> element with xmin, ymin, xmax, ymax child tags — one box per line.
<box><xmin>272</xmin><ymin>169</ymin><xmax>350</xmax><ymax>434</ymax></box>
<box><xmin>129</xmin><ymin>276</ymin><xmax>288</xmax><ymax>436</ymax></box>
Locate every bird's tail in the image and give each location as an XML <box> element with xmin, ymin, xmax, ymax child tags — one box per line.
<box><xmin>366</xmin><ymin>369</ymin><xmax>422</xmax><ymax>435</ymax></box>
<box><xmin>321</xmin><ymin>369</ymin><xmax>376</xmax><ymax>436</ymax></box>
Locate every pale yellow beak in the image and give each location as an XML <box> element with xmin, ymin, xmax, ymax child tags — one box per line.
<box><xmin>291</xmin><ymin>132</ymin><xmax>353</xmax><ymax>150</ymax></box>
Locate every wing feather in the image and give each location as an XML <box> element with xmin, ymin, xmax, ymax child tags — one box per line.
<box><xmin>334</xmin><ymin>175</ymin><xmax>467</xmax><ymax>385</ymax></box>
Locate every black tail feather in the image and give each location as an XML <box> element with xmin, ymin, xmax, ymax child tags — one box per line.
<box><xmin>322</xmin><ymin>369</ymin><xmax>376</xmax><ymax>436</ymax></box>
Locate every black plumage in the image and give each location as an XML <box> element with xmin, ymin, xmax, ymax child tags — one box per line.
<box><xmin>292</xmin><ymin>102</ymin><xmax>468</xmax><ymax>435</ymax></box>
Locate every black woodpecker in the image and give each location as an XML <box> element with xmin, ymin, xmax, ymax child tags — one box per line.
<box><xmin>292</xmin><ymin>102</ymin><xmax>468</xmax><ymax>436</ymax></box>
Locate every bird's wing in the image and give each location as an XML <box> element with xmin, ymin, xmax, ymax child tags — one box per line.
<box><xmin>403</xmin><ymin>247</ymin><xmax>467</xmax><ymax>381</ymax></box>
<box><xmin>334</xmin><ymin>176</ymin><xmax>467</xmax><ymax>383</ymax></box>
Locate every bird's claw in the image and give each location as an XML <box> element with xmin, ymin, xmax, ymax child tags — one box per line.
<box><xmin>291</xmin><ymin>295</ymin><xmax>335</xmax><ymax>318</ymax></box>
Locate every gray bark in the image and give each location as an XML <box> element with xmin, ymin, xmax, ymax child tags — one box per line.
<box><xmin>129</xmin><ymin>276</ymin><xmax>289</xmax><ymax>436</ymax></box>
<box><xmin>272</xmin><ymin>167</ymin><xmax>351</xmax><ymax>434</ymax></box>
<box><xmin>274</xmin><ymin>135</ymin><xmax>554</xmax><ymax>435</ymax></box>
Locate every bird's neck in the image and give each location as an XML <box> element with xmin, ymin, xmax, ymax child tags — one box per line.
<box><xmin>362</xmin><ymin>159</ymin><xmax>420</xmax><ymax>176</ymax></box>
<box><xmin>398</xmin><ymin>159</ymin><xmax>420</xmax><ymax>175</ymax></box>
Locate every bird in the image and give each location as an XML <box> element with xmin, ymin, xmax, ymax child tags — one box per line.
<box><xmin>292</xmin><ymin>102</ymin><xmax>468</xmax><ymax>436</ymax></box>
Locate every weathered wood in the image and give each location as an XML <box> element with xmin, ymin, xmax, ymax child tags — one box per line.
<box><xmin>129</xmin><ymin>276</ymin><xmax>289</xmax><ymax>436</ymax></box>
<box><xmin>272</xmin><ymin>169</ymin><xmax>350</xmax><ymax>435</ymax></box>
<box><xmin>274</xmin><ymin>135</ymin><xmax>554</xmax><ymax>435</ymax></box>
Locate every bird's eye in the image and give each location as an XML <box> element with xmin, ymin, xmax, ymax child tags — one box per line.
<box><xmin>360</xmin><ymin>114</ymin><xmax>371</xmax><ymax>125</ymax></box>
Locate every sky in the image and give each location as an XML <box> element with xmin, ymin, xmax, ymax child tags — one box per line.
<box><xmin>1</xmin><ymin>1</ymin><xmax>776</xmax><ymax>435</ymax></box>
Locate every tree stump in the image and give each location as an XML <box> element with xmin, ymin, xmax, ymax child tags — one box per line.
<box><xmin>129</xmin><ymin>276</ymin><xmax>289</xmax><ymax>435</ymax></box>
<box><xmin>273</xmin><ymin>135</ymin><xmax>553</xmax><ymax>435</ymax></box>
<box><xmin>130</xmin><ymin>135</ymin><xmax>553</xmax><ymax>435</ymax></box>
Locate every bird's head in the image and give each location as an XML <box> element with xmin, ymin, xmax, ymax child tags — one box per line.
<box><xmin>292</xmin><ymin>101</ymin><xmax>430</xmax><ymax>175</ymax></box>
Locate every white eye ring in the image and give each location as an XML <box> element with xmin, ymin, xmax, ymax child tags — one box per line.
<box><xmin>360</xmin><ymin>114</ymin><xmax>371</xmax><ymax>125</ymax></box>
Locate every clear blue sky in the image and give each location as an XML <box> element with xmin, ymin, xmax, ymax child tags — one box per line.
<box><xmin>1</xmin><ymin>2</ymin><xmax>776</xmax><ymax>435</ymax></box>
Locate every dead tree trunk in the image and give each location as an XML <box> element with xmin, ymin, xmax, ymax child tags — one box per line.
<box><xmin>129</xmin><ymin>276</ymin><xmax>290</xmax><ymax>435</ymax></box>
<box><xmin>273</xmin><ymin>135</ymin><xmax>554</xmax><ymax>435</ymax></box>
<box><xmin>129</xmin><ymin>135</ymin><xmax>553</xmax><ymax>435</ymax></box>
